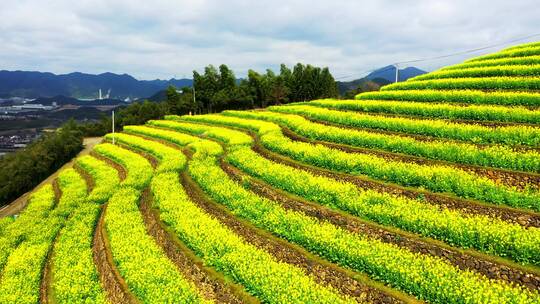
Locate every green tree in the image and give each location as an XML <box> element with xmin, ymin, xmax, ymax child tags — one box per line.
<box><xmin>320</xmin><ymin>67</ymin><xmax>339</xmax><ymax>98</ymax></box>
<box><xmin>166</xmin><ymin>85</ymin><xmax>196</xmax><ymax>115</ymax></box>
<box><xmin>165</xmin><ymin>85</ymin><xmax>181</xmax><ymax>114</ymax></box>
<box><xmin>219</xmin><ymin>64</ymin><xmax>236</xmax><ymax>91</ymax></box>
<box><xmin>193</xmin><ymin>62</ymin><xmax>337</xmax><ymax>108</ymax></box>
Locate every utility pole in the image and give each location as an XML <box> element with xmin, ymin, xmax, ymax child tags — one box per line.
<box><xmin>112</xmin><ymin>110</ymin><xmax>115</xmax><ymax>145</ymax></box>
<box><xmin>394</xmin><ymin>64</ymin><xmax>399</xmax><ymax>83</ymax></box>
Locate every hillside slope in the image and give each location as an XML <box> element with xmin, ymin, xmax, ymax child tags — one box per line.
<box><xmin>355</xmin><ymin>44</ymin><xmax>540</xmax><ymax>106</ymax></box>
<box><xmin>0</xmin><ymin>42</ymin><xmax>539</xmax><ymax>304</ymax></box>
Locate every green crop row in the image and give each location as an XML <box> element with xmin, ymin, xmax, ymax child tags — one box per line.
<box><xmin>152</xmin><ymin>170</ymin><xmax>354</xmax><ymax>304</ymax></box>
<box><xmin>504</xmin><ymin>42</ymin><xmax>540</xmax><ymax>51</ymax></box>
<box><xmin>0</xmin><ymin>169</ymin><xmax>88</xmax><ymax>303</ymax></box>
<box><xmin>0</xmin><ymin>218</ymin><xmax>14</xmax><ymax>237</ymax></box>
<box><xmin>381</xmin><ymin>77</ymin><xmax>540</xmax><ymax>91</ymax></box>
<box><xmin>411</xmin><ymin>65</ymin><xmax>540</xmax><ymax>81</ymax></box>
<box><xmin>151</xmin><ymin>119</ymin><xmax>540</xmax><ymax>264</ymax></box>
<box><xmin>298</xmin><ymin>99</ymin><xmax>540</xmax><ymax>124</ymax></box>
<box><xmin>227</xmin><ymin>146</ymin><xmax>540</xmax><ymax>265</ymax></box>
<box><xmin>123</xmin><ymin>125</ymin><xmax>223</xmax><ymax>156</ymax></box>
<box><xmin>178</xmin><ymin>133</ymin><xmax>539</xmax><ymax>304</ymax></box>
<box><xmin>0</xmin><ymin>185</ymin><xmax>56</xmax><ymax>275</ymax></box>
<box><xmin>466</xmin><ymin>46</ymin><xmax>540</xmax><ymax>62</ymax></box>
<box><xmin>153</xmin><ymin>119</ymin><xmax>540</xmax><ymax>264</ymax></box>
<box><xmin>269</xmin><ymin>104</ymin><xmax>540</xmax><ymax>146</ymax></box>
<box><xmin>51</xmin><ymin>204</ymin><xmax>107</xmax><ymax>304</ymax></box>
<box><xmin>116</xmin><ymin>127</ymin><xmax>354</xmax><ymax>302</ymax></box>
<box><xmin>93</xmin><ymin>143</ymin><xmax>153</xmax><ymax>190</ymax></box>
<box><xmin>356</xmin><ymin>89</ymin><xmax>540</xmax><ymax>106</ymax></box>
<box><xmin>441</xmin><ymin>55</ymin><xmax>540</xmax><ymax>71</ymax></box>
<box><xmin>76</xmin><ymin>155</ymin><xmax>120</xmax><ymax>204</ymax></box>
<box><xmin>178</xmin><ymin>114</ymin><xmax>540</xmax><ymax>211</ymax></box>
<box><xmin>92</xmin><ymin>141</ymin><xmax>209</xmax><ymax>303</ymax></box>
<box><xmin>104</xmin><ymin>186</ymin><xmax>208</xmax><ymax>303</ymax></box>
<box><xmin>105</xmin><ymin>132</ymin><xmax>184</xmax><ymax>173</ymax></box>
<box><xmin>50</xmin><ymin>156</ymin><xmax>120</xmax><ymax>303</ymax></box>
<box><xmin>0</xmin><ymin>243</ymin><xmax>50</xmax><ymax>304</ymax></box>
<box><xmin>147</xmin><ymin>119</ymin><xmax>253</xmax><ymax>146</ymax></box>
<box><xmin>220</xmin><ymin>109</ymin><xmax>540</xmax><ymax>178</ymax></box>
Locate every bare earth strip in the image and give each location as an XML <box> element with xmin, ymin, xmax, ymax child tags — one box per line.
<box><xmin>93</xmin><ymin>204</ymin><xmax>139</xmax><ymax>304</ymax></box>
<box><xmin>221</xmin><ymin>161</ymin><xmax>540</xmax><ymax>291</ymax></box>
<box><xmin>180</xmin><ymin>158</ymin><xmax>416</xmax><ymax>304</ymax></box>
<box><xmin>281</xmin><ymin>126</ymin><xmax>540</xmax><ymax>191</ymax></box>
<box><xmin>139</xmin><ymin>187</ymin><xmax>254</xmax><ymax>304</ymax></box>
<box><xmin>253</xmin><ymin>137</ymin><xmax>540</xmax><ymax>228</ymax></box>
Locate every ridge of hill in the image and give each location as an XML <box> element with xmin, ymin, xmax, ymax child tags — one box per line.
<box><xmin>0</xmin><ymin>70</ymin><xmax>192</xmax><ymax>100</ymax></box>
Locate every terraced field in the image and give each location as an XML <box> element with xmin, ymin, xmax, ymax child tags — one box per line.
<box><xmin>1</xmin><ymin>42</ymin><xmax>539</xmax><ymax>303</ymax></box>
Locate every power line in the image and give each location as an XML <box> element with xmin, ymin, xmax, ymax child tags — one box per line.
<box><xmin>335</xmin><ymin>65</ymin><xmax>396</xmax><ymax>80</ymax></box>
<box><xmin>394</xmin><ymin>32</ymin><xmax>540</xmax><ymax>65</ymax></box>
<box><xmin>335</xmin><ymin>32</ymin><xmax>540</xmax><ymax>81</ymax></box>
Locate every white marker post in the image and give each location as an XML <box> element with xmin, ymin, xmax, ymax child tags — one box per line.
<box><xmin>112</xmin><ymin>110</ymin><xmax>115</xmax><ymax>145</ymax></box>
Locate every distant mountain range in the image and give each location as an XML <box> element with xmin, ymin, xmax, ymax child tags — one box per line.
<box><xmin>0</xmin><ymin>70</ymin><xmax>192</xmax><ymax>100</ymax></box>
<box><xmin>336</xmin><ymin>65</ymin><xmax>426</xmax><ymax>95</ymax></box>
<box><xmin>0</xmin><ymin>66</ymin><xmax>426</xmax><ymax>101</ymax></box>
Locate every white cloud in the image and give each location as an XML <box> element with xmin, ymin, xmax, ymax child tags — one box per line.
<box><xmin>0</xmin><ymin>0</ymin><xmax>538</xmax><ymax>80</ymax></box>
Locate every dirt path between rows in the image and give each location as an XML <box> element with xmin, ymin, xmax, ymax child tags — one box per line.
<box><xmin>254</xmin><ymin>139</ymin><xmax>540</xmax><ymax>228</ymax></box>
<box><xmin>222</xmin><ymin>161</ymin><xmax>540</xmax><ymax>291</ymax></box>
<box><xmin>0</xmin><ymin>137</ymin><xmax>102</xmax><ymax>218</ymax></box>
<box><xmin>87</xmin><ymin>154</ymin><xmax>137</xmax><ymax>304</ymax></box>
<box><xmin>93</xmin><ymin>204</ymin><xmax>139</xmax><ymax>304</ymax></box>
<box><xmin>303</xmin><ymin>107</ymin><xmax>538</xmax><ymax>128</ymax></box>
<box><xmin>181</xmin><ymin>162</ymin><xmax>415</xmax><ymax>304</ymax></box>
<box><xmin>39</xmin><ymin>177</ymin><xmax>62</xmax><ymax>304</ymax></box>
<box><xmin>139</xmin><ymin>187</ymin><xmax>253</xmax><ymax>304</ymax></box>
<box><xmin>282</xmin><ymin>126</ymin><xmax>540</xmax><ymax>191</ymax></box>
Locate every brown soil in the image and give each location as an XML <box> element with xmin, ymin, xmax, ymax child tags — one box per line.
<box><xmin>282</xmin><ymin>126</ymin><xmax>540</xmax><ymax>191</ymax></box>
<box><xmin>40</xmin><ymin>166</ymin><xmax>96</xmax><ymax>304</ymax></box>
<box><xmin>52</xmin><ymin>178</ymin><xmax>61</xmax><ymax>209</ymax></box>
<box><xmin>91</xmin><ymin>152</ymin><xmax>127</xmax><ymax>182</ymax></box>
<box><xmin>139</xmin><ymin>188</ymin><xmax>255</xmax><ymax>304</ymax></box>
<box><xmin>74</xmin><ymin>164</ymin><xmax>95</xmax><ymax>193</ymax></box>
<box><xmin>92</xmin><ymin>204</ymin><xmax>138</xmax><ymax>304</ymax></box>
<box><xmin>254</xmin><ymin>140</ymin><xmax>540</xmax><ymax>228</ymax></box>
<box><xmin>315</xmin><ymin>107</ymin><xmax>538</xmax><ymax>128</ymax></box>
<box><xmin>39</xmin><ymin>233</ymin><xmax>58</xmax><ymax>304</ymax></box>
<box><xmin>180</xmin><ymin>165</ymin><xmax>415</xmax><ymax>304</ymax></box>
<box><xmin>104</xmin><ymin>139</ymin><xmax>159</xmax><ymax>170</ymax></box>
<box><xmin>89</xmin><ymin>146</ymin><xmax>137</xmax><ymax>302</ymax></box>
<box><xmin>448</xmin><ymin>118</ymin><xmax>539</xmax><ymax>128</ymax></box>
<box><xmin>302</xmin><ymin>115</ymin><xmax>539</xmax><ymax>151</ymax></box>
<box><xmin>122</xmin><ymin>130</ymin><xmax>187</xmax><ymax>150</ymax></box>
<box><xmin>383</xmin><ymin>88</ymin><xmax>540</xmax><ymax>95</ymax></box>
<box><xmin>136</xmin><ymin>151</ymin><xmax>159</xmax><ymax>170</ymax></box>
<box><xmin>221</xmin><ymin>161</ymin><xmax>540</xmax><ymax>291</ymax></box>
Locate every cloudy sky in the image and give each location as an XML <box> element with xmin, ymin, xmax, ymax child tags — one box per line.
<box><xmin>0</xmin><ymin>0</ymin><xmax>538</xmax><ymax>80</ymax></box>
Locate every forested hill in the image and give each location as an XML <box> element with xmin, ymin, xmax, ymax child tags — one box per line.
<box><xmin>0</xmin><ymin>70</ymin><xmax>192</xmax><ymax>100</ymax></box>
<box><xmin>0</xmin><ymin>65</ymin><xmax>426</xmax><ymax>101</ymax></box>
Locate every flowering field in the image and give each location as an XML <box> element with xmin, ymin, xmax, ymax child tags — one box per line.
<box><xmin>1</xmin><ymin>42</ymin><xmax>539</xmax><ymax>304</ymax></box>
